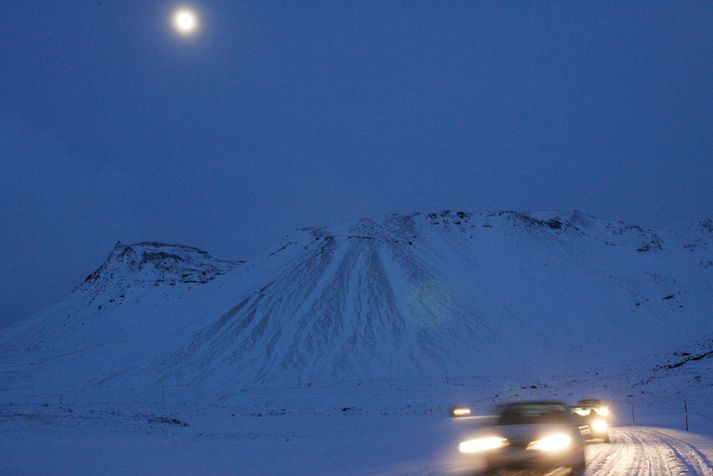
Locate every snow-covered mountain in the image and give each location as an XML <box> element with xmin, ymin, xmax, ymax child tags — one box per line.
<box><xmin>1</xmin><ymin>210</ymin><xmax>712</xmax><ymax>395</ymax></box>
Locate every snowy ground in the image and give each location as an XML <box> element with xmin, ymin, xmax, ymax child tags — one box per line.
<box><xmin>2</xmin><ymin>377</ymin><xmax>712</xmax><ymax>475</ymax></box>
<box><xmin>2</xmin><ymin>410</ymin><xmax>713</xmax><ymax>475</ymax></box>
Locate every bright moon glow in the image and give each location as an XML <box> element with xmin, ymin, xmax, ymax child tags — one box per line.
<box><xmin>173</xmin><ymin>8</ymin><xmax>198</xmax><ymax>35</ymax></box>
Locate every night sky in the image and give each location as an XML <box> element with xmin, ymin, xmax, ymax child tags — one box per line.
<box><xmin>2</xmin><ymin>1</ymin><xmax>712</xmax><ymax>329</ymax></box>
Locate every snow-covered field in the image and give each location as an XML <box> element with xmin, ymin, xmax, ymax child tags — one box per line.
<box><xmin>2</xmin><ymin>210</ymin><xmax>712</xmax><ymax>474</ymax></box>
<box><xmin>2</xmin><ymin>381</ymin><xmax>713</xmax><ymax>475</ymax></box>
<box><xmin>3</xmin><ymin>364</ymin><xmax>713</xmax><ymax>475</ymax></box>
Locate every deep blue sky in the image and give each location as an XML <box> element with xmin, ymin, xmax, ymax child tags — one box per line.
<box><xmin>2</xmin><ymin>1</ymin><xmax>712</xmax><ymax>329</ymax></box>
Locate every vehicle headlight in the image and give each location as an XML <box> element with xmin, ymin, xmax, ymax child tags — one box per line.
<box><xmin>452</xmin><ymin>407</ymin><xmax>472</xmax><ymax>417</ymax></box>
<box><xmin>598</xmin><ymin>406</ymin><xmax>610</xmax><ymax>417</ymax></box>
<box><xmin>591</xmin><ymin>418</ymin><xmax>608</xmax><ymax>433</ymax></box>
<box><xmin>527</xmin><ymin>433</ymin><xmax>572</xmax><ymax>452</ymax></box>
<box><xmin>459</xmin><ymin>436</ymin><xmax>509</xmax><ymax>453</ymax></box>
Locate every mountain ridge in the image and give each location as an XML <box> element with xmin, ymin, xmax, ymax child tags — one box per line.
<box><xmin>1</xmin><ymin>210</ymin><xmax>711</xmax><ymax>394</ymax></box>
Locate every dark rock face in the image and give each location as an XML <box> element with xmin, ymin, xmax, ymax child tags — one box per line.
<box><xmin>79</xmin><ymin>242</ymin><xmax>243</xmax><ymax>311</ymax></box>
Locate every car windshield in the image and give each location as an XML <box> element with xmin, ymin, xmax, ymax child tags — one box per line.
<box><xmin>497</xmin><ymin>403</ymin><xmax>570</xmax><ymax>425</ymax></box>
<box><xmin>571</xmin><ymin>406</ymin><xmax>597</xmax><ymax>416</ymax></box>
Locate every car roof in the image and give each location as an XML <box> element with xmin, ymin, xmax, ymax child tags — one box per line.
<box><xmin>577</xmin><ymin>398</ymin><xmax>604</xmax><ymax>404</ymax></box>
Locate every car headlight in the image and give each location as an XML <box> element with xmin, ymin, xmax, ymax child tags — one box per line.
<box><xmin>527</xmin><ymin>433</ymin><xmax>572</xmax><ymax>452</ymax></box>
<box><xmin>598</xmin><ymin>406</ymin><xmax>610</xmax><ymax>417</ymax></box>
<box><xmin>459</xmin><ymin>436</ymin><xmax>509</xmax><ymax>453</ymax></box>
<box><xmin>591</xmin><ymin>418</ymin><xmax>608</xmax><ymax>433</ymax></box>
<box><xmin>452</xmin><ymin>407</ymin><xmax>472</xmax><ymax>417</ymax></box>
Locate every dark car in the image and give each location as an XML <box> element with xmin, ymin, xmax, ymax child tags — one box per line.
<box><xmin>459</xmin><ymin>401</ymin><xmax>586</xmax><ymax>475</ymax></box>
<box><xmin>571</xmin><ymin>398</ymin><xmax>611</xmax><ymax>443</ymax></box>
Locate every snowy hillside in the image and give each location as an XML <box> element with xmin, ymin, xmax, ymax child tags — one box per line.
<box><xmin>1</xmin><ymin>210</ymin><xmax>712</xmax><ymax>395</ymax></box>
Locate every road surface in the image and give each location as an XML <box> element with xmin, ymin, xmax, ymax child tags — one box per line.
<box><xmin>585</xmin><ymin>426</ymin><xmax>713</xmax><ymax>476</ymax></box>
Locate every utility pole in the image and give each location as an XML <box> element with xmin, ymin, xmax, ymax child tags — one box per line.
<box><xmin>631</xmin><ymin>403</ymin><xmax>636</xmax><ymax>424</ymax></box>
<box><xmin>684</xmin><ymin>401</ymin><xmax>689</xmax><ymax>432</ymax></box>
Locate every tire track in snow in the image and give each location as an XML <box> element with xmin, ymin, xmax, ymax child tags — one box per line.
<box><xmin>586</xmin><ymin>427</ymin><xmax>713</xmax><ymax>475</ymax></box>
<box><xmin>641</xmin><ymin>428</ymin><xmax>713</xmax><ymax>476</ymax></box>
<box><xmin>585</xmin><ymin>427</ymin><xmax>641</xmax><ymax>475</ymax></box>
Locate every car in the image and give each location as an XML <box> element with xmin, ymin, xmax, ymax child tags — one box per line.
<box><xmin>571</xmin><ymin>398</ymin><xmax>611</xmax><ymax>443</ymax></box>
<box><xmin>575</xmin><ymin>399</ymin><xmax>610</xmax><ymax>417</ymax></box>
<box><xmin>459</xmin><ymin>400</ymin><xmax>586</xmax><ymax>475</ymax></box>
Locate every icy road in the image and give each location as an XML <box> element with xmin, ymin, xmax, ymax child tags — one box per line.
<box><xmin>584</xmin><ymin>427</ymin><xmax>713</xmax><ymax>476</ymax></box>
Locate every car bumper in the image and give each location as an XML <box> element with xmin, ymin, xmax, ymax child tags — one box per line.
<box><xmin>580</xmin><ymin>426</ymin><xmax>609</xmax><ymax>440</ymax></box>
<box><xmin>485</xmin><ymin>447</ymin><xmax>583</xmax><ymax>469</ymax></box>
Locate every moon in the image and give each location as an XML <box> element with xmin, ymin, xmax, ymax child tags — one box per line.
<box><xmin>172</xmin><ymin>7</ymin><xmax>199</xmax><ymax>35</ymax></box>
